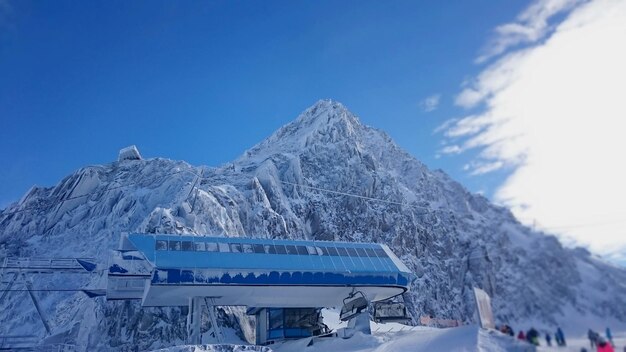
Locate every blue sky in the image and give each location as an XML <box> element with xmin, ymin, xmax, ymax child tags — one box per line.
<box><xmin>0</xmin><ymin>0</ymin><xmax>522</xmax><ymax>206</ymax></box>
<box><xmin>2</xmin><ymin>0</ymin><xmax>625</xmax><ymax>265</ymax></box>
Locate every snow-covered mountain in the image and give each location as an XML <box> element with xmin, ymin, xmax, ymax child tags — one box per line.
<box><xmin>1</xmin><ymin>99</ymin><xmax>625</xmax><ymax>351</ymax></box>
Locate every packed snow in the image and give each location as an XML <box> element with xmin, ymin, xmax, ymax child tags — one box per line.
<box><xmin>152</xmin><ymin>328</ymin><xmax>626</xmax><ymax>352</ymax></box>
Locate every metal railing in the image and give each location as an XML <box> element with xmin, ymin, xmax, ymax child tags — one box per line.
<box><xmin>2</xmin><ymin>257</ymin><xmax>97</xmax><ymax>273</ymax></box>
<box><xmin>0</xmin><ymin>335</ymin><xmax>39</xmax><ymax>349</ymax></box>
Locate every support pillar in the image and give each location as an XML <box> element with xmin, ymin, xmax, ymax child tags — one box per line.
<box><xmin>25</xmin><ymin>278</ymin><xmax>52</xmax><ymax>335</ymax></box>
<box><xmin>204</xmin><ymin>297</ymin><xmax>224</xmax><ymax>343</ymax></box>
<box><xmin>187</xmin><ymin>297</ymin><xmax>203</xmax><ymax>345</ymax></box>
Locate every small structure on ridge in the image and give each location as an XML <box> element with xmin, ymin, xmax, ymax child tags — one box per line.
<box><xmin>118</xmin><ymin>145</ymin><xmax>142</xmax><ymax>162</ymax></box>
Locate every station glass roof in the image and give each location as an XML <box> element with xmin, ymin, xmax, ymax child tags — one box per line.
<box><xmin>126</xmin><ymin>233</ymin><xmax>412</xmax><ymax>275</ymax></box>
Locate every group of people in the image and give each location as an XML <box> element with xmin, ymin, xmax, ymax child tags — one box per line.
<box><xmin>496</xmin><ymin>324</ymin><xmax>566</xmax><ymax>347</ymax></box>
<box><xmin>497</xmin><ymin>325</ymin><xmax>621</xmax><ymax>352</ymax></box>
<box><xmin>518</xmin><ymin>327</ymin><xmax>566</xmax><ymax>347</ymax></box>
<box><xmin>583</xmin><ymin>327</ymin><xmax>616</xmax><ymax>352</ymax></box>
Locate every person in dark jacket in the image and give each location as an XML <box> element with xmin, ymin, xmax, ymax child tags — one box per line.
<box><xmin>589</xmin><ymin>329</ymin><xmax>598</xmax><ymax>349</ymax></box>
<box><xmin>556</xmin><ymin>327</ymin><xmax>566</xmax><ymax>346</ymax></box>
<box><xmin>526</xmin><ymin>328</ymin><xmax>540</xmax><ymax>346</ymax></box>
<box><xmin>606</xmin><ymin>327</ymin><xmax>613</xmax><ymax>346</ymax></box>
<box><xmin>545</xmin><ymin>332</ymin><xmax>552</xmax><ymax>346</ymax></box>
<box><xmin>554</xmin><ymin>330</ymin><xmax>562</xmax><ymax>345</ymax></box>
<box><xmin>499</xmin><ymin>324</ymin><xmax>514</xmax><ymax>336</ymax></box>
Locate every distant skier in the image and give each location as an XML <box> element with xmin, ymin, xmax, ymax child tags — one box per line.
<box><xmin>606</xmin><ymin>327</ymin><xmax>613</xmax><ymax>346</ymax></box>
<box><xmin>556</xmin><ymin>327</ymin><xmax>567</xmax><ymax>346</ymax></box>
<box><xmin>545</xmin><ymin>332</ymin><xmax>552</xmax><ymax>346</ymax></box>
<box><xmin>526</xmin><ymin>328</ymin><xmax>540</xmax><ymax>346</ymax></box>
<box><xmin>505</xmin><ymin>325</ymin><xmax>514</xmax><ymax>336</ymax></box>
<box><xmin>589</xmin><ymin>329</ymin><xmax>598</xmax><ymax>349</ymax></box>
<box><xmin>499</xmin><ymin>324</ymin><xmax>514</xmax><ymax>336</ymax></box>
<box><xmin>554</xmin><ymin>329</ymin><xmax>562</xmax><ymax>345</ymax></box>
<box><xmin>518</xmin><ymin>330</ymin><xmax>526</xmax><ymax>341</ymax></box>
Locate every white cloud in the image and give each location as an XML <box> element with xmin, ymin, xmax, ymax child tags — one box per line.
<box><xmin>441</xmin><ymin>0</ymin><xmax>626</xmax><ymax>256</ymax></box>
<box><xmin>420</xmin><ymin>94</ymin><xmax>441</xmax><ymax>112</ymax></box>
<box><xmin>439</xmin><ymin>145</ymin><xmax>463</xmax><ymax>155</ymax></box>
<box><xmin>469</xmin><ymin>161</ymin><xmax>505</xmax><ymax>176</ymax></box>
<box><xmin>433</xmin><ymin>118</ymin><xmax>458</xmax><ymax>134</ymax></box>
<box><xmin>476</xmin><ymin>0</ymin><xmax>585</xmax><ymax>63</ymax></box>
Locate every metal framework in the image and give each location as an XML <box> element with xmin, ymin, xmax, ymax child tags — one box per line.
<box><xmin>106</xmin><ymin>233</ymin><xmax>414</xmax><ymax>345</ymax></box>
<box><xmin>0</xmin><ymin>257</ymin><xmax>98</xmax><ymax>350</ymax></box>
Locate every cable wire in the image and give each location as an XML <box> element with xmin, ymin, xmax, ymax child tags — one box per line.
<box><xmin>279</xmin><ymin>180</ymin><xmax>452</xmax><ymax>217</ymax></box>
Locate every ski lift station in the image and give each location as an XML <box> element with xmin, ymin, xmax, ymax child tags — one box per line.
<box><xmin>107</xmin><ymin>233</ymin><xmax>414</xmax><ymax>345</ymax></box>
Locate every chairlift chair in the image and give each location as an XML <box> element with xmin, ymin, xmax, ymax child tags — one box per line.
<box><xmin>373</xmin><ymin>301</ymin><xmax>410</xmax><ymax>323</ymax></box>
<box><xmin>340</xmin><ymin>290</ymin><xmax>369</xmax><ymax>322</ymax></box>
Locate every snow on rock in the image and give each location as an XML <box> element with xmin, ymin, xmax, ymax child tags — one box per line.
<box><xmin>1</xmin><ymin>100</ymin><xmax>626</xmax><ymax>351</ymax></box>
<box><xmin>118</xmin><ymin>145</ymin><xmax>142</xmax><ymax>162</ymax></box>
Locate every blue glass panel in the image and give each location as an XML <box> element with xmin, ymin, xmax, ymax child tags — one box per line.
<box><xmin>274</xmin><ymin>244</ymin><xmax>287</xmax><ymax>254</ymax></box>
<box><xmin>332</xmin><ymin>245</ymin><xmax>355</xmax><ymax>271</ymax></box>
<box><xmin>309</xmin><ymin>250</ymin><xmax>325</xmax><ymax>270</ymax></box>
<box><xmin>341</xmin><ymin>252</ymin><xmax>358</xmax><ymax>272</ymax></box>
<box><xmin>302</xmin><ymin>271</ymin><xmax>313</xmax><ymax>284</ymax></box>
<box><xmin>352</xmin><ymin>255</ymin><xmax>369</xmax><ymax>272</ymax></box>
<box><xmin>166</xmin><ymin>269</ymin><xmax>181</xmax><ymax>284</ymax></box>
<box><xmin>180</xmin><ymin>270</ymin><xmax>194</xmax><ymax>283</ymax></box>
<box><xmin>346</xmin><ymin>247</ymin><xmax>358</xmax><ymax>257</ymax></box>
<box><xmin>336</xmin><ymin>247</ymin><xmax>349</xmax><ymax>256</ymax></box>
<box><xmin>268</xmin><ymin>271</ymin><xmax>280</xmax><ymax>283</ymax></box>
<box><xmin>169</xmin><ymin>241</ymin><xmax>181</xmax><ymax>251</ymax></box>
<box><xmin>151</xmin><ymin>269</ymin><xmax>407</xmax><ymax>287</ymax></box>
<box><xmin>355</xmin><ymin>247</ymin><xmax>367</xmax><ymax>257</ymax></box>
<box><xmin>131</xmin><ymin>233</ymin><xmax>408</xmax><ymax>276</ymax></box>
<box><xmin>365</xmin><ymin>248</ymin><xmax>377</xmax><ymax>257</ymax></box>
<box><xmin>284</xmin><ymin>328</ymin><xmax>312</xmax><ymax>338</ymax></box>
<box><xmin>374</xmin><ymin>248</ymin><xmax>388</xmax><ymax>258</ymax></box>
<box><xmin>268</xmin><ymin>330</ymin><xmax>284</xmax><ymax>339</ymax></box>
<box><xmin>220</xmin><ymin>273</ymin><xmax>232</xmax><ymax>283</ymax></box>
<box><xmin>360</xmin><ymin>253</ymin><xmax>382</xmax><ymax>272</ymax></box>
<box><xmin>326</xmin><ymin>247</ymin><xmax>340</xmax><ymax>256</ymax></box>
<box><xmin>380</xmin><ymin>257</ymin><xmax>398</xmax><ymax>272</ymax></box>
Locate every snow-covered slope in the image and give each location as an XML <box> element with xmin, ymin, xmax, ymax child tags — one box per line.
<box><xmin>153</xmin><ymin>326</ymin><xmax>535</xmax><ymax>352</ymax></box>
<box><xmin>1</xmin><ymin>100</ymin><xmax>625</xmax><ymax>351</ymax></box>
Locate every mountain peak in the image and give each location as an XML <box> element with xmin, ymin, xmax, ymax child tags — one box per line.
<box><xmin>294</xmin><ymin>98</ymin><xmax>360</xmax><ymax>129</ymax></box>
<box><xmin>306</xmin><ymin>98</ymin><xmax>347</xmax><ymax>114</ymax></box>
<box><xmin>238</xmin><ymin>99</ymin><xmax>365</xmax><ymax>161</ymax></box>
